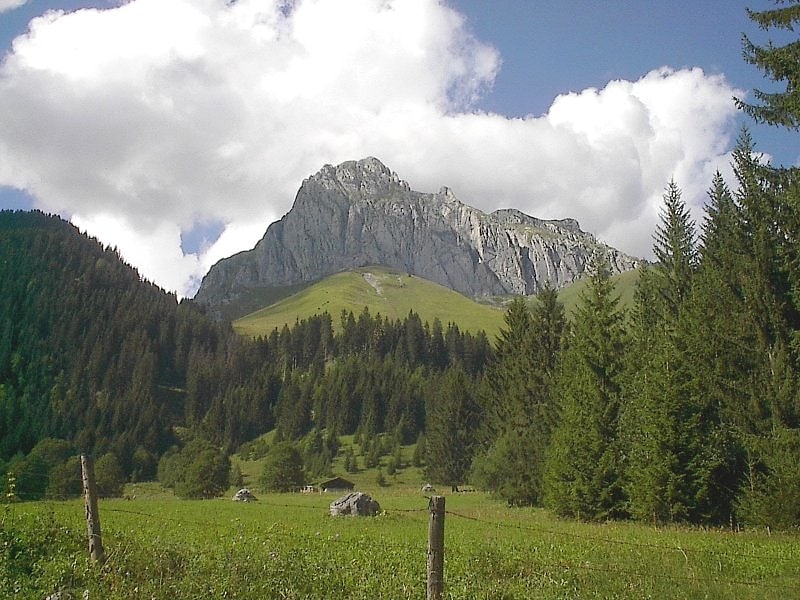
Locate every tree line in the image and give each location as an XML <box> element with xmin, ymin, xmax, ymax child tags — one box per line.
<box><xmin>2</xmin><ymin>1</ymin><xmax>798</xmax><ymax>525</ymax></box>
<box><xmin>0</xmin><ymin>211</ymin><xmax>492</xmax><ymax>498</ymax></box>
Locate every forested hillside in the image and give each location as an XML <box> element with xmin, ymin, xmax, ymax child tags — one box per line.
<box><xmin>471</xmin><ymin>130</ymin><xmax>800</xmax><ymax>528</ymax></box>
<box><xmin>0</xmin><ymin>211</ymin><xmax>492</xmax><ymax>497</ymax></box>
<box><xmin>0</xmin><ymin>211</ymin><xmax>232</xmax><ymax>472</ymax></box>
<box><xmin>2</xmin><ymin>128</ymin><xmax>800</xmax><ymax>526</ymax></box>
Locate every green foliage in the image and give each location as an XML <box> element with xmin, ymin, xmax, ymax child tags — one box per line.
<box><xmin>375</xmin><ymin>469</ymin><xmax>387</xmax><ymax>487</ymax></box>
<box><xmin>95</xmin><ymin>453</ymin><xmax>125</xmax><ymax>498</ymax></box>
<box><xmin>737</xmin><ymin>1</ymin><xmax>800</xmax><ymax>129</ymax></box>
<box><xmin>6</xmin><ymin>454</ymin><xmax>50</xmax><ymax>501</ymax></box>
<box><xmin>737</xmin><ymin>428</ymin><xmax>800</xmax><ymax>529</ymax></box>
<box><xmin>158</xmin><ymin>439</ymin><xmax>230</xmax><ymax>499</ymax></box>
<box><xmin>259</xmin><ymin>442</ymin><xmax>305</xmax><ymax>492</ymax></box>
<box><xmin>424</xmin><ymin>368</ymin><xmax>480</xmax><ymax>487</ymax></box>
<box><xmin>412</xmin><ymin>433</ymin><xmax>425</xmax><ymax>467</ymax></box>
<box><xmin>130</xmin><ymin>446</ymin><xmax>157</xmax><ymax>483</ymax></box>
<box><xmin>175</xmin><ymin>447</ymin><xmax>230</xmax><ymax>500</ymax></box>
<box><xmin>544</xmin><ymin>260</ymin><xmax>627</xmax><ymax>520</ymax></box>
<box><xmin>555</xmin><ymin>269</ymin><xmax>639</xmax><ymax>318</ymax></box>
<box><xmin>473</xmin><ymin>287</ymin><xmax>565</xmax><ymax>505</ymax></box>
<box><xmin>343</xmin><ymin>447</ymin><xmax>358</xmax><ymax>473</ymax></box>
<box><xmin>45</xmin><ymin>456</ymin><xmax>82</xmax><ymax>500</ymax></box>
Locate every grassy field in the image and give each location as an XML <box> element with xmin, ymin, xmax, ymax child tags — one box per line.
<box><xmin>233</xmin><ymin>266</ymin><xmax>506</xmax><ymax>340</ymax></box>
<box><xmin>232</xmin><ymin>266</ymin><xmax>642</xmax><ymax>343</ymax></box>
<box><xmin>4</xmin><ymin>480</ymin><xmax>799</xmax><ymax>599</ymax></box>
<box><xmin>554</xmin><ymin>268</ymin><xmax>640</xmax><ymax>317</ymax></box>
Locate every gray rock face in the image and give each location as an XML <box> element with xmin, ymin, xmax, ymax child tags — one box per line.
<box><xmin>329</xmin><ymin>491</ymin><xmax>381</xmax><ymax>517</ymax></box>
<box><xmin>194</xmin><ymin>157</ymin><xmax>640</xmax><ymax>310</ymax></box>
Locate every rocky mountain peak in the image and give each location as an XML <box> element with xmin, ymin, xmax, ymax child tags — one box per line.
<box><xmin>194</xmin><ymin>158</ymin><xmax>641</xmax><ymax>318</ymax></box>
<box><xmin>306</xmin><ymin>157</ymin><xmax>411</xmax><ymax>200</ymax></box>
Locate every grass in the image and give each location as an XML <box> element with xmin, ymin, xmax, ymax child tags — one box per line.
<box><xmin>554</xmin><ymin>267</ymin><xmax>640</xmax><ymax>317</ymax></box>
<box><xmin>4</xmin><ymin>489</ymin><xmax>799</xmax><ymax>599</ymax></box>
<box><xmin>232</xmin><ymin>266</ymin><xmax>643</xmax><ymax>343</ymax></box>
<box><xmin>4</xmin><ymin>433</ymin><xmax>798</xmax><ymax>599</ymax></box>
<box><xmin>233</xmin><ymin>266</ymin><xmax>506</xmax><ymax>340</ymax></box>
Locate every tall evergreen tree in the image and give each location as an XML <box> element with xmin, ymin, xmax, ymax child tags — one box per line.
<box><xmin>544</xmin><ymin>260</ymin><xmax>626</xmax><ymax>520</ymax></box>
<box><xmin>652</xmin><ymin>179</ymin><xmax>697</xmax><ymax>316</ymax></box>
<box><xmin>621</xmin><ymin>180</ymin><xmax>740</xmax><ymax>524</ymax></box>
<box><xmin>424</xmin><ymin>367</ymin><xmax>480</xmax><ymax>489</ymax></box>
<box><xmin>472</xmin><ymin>288</ymin><xmax>565</xmax><ymax>505</ymax></box>
<box><xmin>736</xmin><ymin>1</ymin><xmax>800</xmax><ymax>129</ymax></box>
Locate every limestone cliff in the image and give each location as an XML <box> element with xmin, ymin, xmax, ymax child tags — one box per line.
<box><xmin>194</xmin><ymin>157</ymin><xmax>640</xmax><ymax>313</ymax></box>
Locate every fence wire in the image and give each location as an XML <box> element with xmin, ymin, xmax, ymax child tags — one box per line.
<box><xmin>5</xmin><ymin>490</ymin><xmax>798</xmax><ymax>594</ymax></box>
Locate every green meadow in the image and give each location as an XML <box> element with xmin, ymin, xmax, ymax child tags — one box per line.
<box><xmin>4</xmin><ymin>484</ymin><xmax>798</xmax><ymax>599</ymax></box>
<box><xmin>232</xmin><ymin>265</ymin><xmax>642</xmax><ymax>342</ymax></box>
<box><xmin>233</xmin><ymin>267</ymin><xmax>506</xmax><ymax>340</ymax></box>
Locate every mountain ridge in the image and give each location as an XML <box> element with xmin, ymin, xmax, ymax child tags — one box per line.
<box><xmin>194</xmin><ymin>157</ymin><xmax>641</xmax><ymax>317</ymax></box>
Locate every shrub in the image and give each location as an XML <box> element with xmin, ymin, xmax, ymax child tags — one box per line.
<box><xmin>259</xmin><ymin>442</ymin><xmax>305</xmax><ymax>492</ymax></box>
<box><xmin>95</xmin><ymin>453</ymin><xmax>125</xmax><ymax>498</ymax></box>
<box><xmin>45</xmin><ymin>456</ymin><xmax>82</xmax><ymax>499</ymax></box>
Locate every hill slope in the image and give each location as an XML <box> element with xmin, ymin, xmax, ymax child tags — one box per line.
<box><xmin>0</xmin><ymin>210</ymin><xmax>250</xmax><ymax>469</ymax></box>
<box><xmin>233</xmin><ymin>266</ymin><xmax>506</xmax><ymax>340</ymax></box>
<box><xmin>234</xmin><ymin>266</ymin><xmax>642</xmax><ymax>342</ymax></box>
<box><xmin>555</xmin><ymin>268</ymin><xmax>640</xmax><ymax>316</ymax></box>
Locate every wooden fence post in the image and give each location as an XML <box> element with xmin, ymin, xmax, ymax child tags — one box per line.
<box><xmin>427</xmin><ymin>495</ymin><xmax>445</xmax><ymax>600</ymax></box>
<box><xmin>80</xmin><ymin>454</ymin><xmax>105</xmax><ymax>563</ymax></box>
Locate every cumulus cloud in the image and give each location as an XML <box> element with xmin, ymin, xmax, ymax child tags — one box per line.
<box><xmin>0</xmin><ymin>0</ymin><xmax>28</xmax><ymax>14</ymax></box>
<box><xmin>0</xmin><ymin>0</ymin><xmax>741</xmax><ymax>297</ymax></box>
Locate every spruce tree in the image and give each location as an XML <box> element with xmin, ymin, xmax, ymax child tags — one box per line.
<box><xmin>543</xmin><ymin>260</ymin><xmax>626</xmax><ymax>520</ymax></box>
<box><xmin>424</xmin><ymin>368</ymin><xmax>480</xmax><ymax>488</ymax></box>
<box><xmin>736</xmin><ymin>1</ymin><xmax>800</xmax><ymax>129</ymax></box>
<box><xmin>621</xmin><ymin>180</ymin><xmax>718</xmax><ymax>523</ymax></box>
<box><xmin>472</xmin><ymin>288</ymin><xmax>564</xmax><ymax>505</ymax></box>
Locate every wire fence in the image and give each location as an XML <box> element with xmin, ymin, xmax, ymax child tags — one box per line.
<box><xmin>442</xmin><ymin>508</ymin><xmax>800</xmax><ymax>591</ymax></box>
<box><xmin>4</xmin><ymin>473</ymin><xmax>799</xmax><ymax>595</ymax></box>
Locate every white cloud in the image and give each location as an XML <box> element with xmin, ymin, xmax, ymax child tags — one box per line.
<box><xmin>0</xmin><ymin>0</ymin><xmax>28</xmax><ymax>14</ymax></box>
<box><xmin>0</xmin><ymin>0</ymin><xmax>740</xmax><ymax>297</ymax></box>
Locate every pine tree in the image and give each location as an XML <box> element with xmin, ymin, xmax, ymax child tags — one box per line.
<box><xmin>652</xmin><ymin>179</ymin><xmax>697</xmax><ymax>316</ymax></box>
<box><xmin>736</xmin><ymin>1</ymin><xmax>800</xmax><ymax>129</ymax></box>
<box><xmin>472</xmin><ymin>288</ymin><xmax>564</xmax><ymax>505</ymax></box>
<box><xmin>622</xmin><ymin>181</ymin><xmax>697</xmax><ymax>522</ymax></box>
<box><xmin>544</xmin><ymin>260</ymin><xmax>626</xmax><ymax>520</ymax></box>
<box><xmin>424</xmin><ymin>368</ymin><xmax>480</xmax><ymax>488</ymax></box>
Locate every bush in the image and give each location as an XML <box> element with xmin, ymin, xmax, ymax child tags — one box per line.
<box><xmin>175</xmin><ymin>447</ymin><xmax>231</xmax><ymax>499</ymax></box>
<box><xmin>131</xmin><ymin>446</ymin><xmax>157</xmax><ymax>482</ymax></box>
<box><xmin>45</xmin><ymin>456</ymin><xmax>82</xmax><ymax>499</ymax></box>
<box><xmin>259</xmin><ymin>442</ymin><xmax>305</xmax><ymax>492</ymax></box>
<box><xmin>95</xmin><ymin>453</ymin><xmax>125</xmax><ymax>498</ymax></box>
<box><xmin>158</xmin><ymin>439</ymin><xmax>231</xmax><ymax>499</ymax></box>
<box><xmin>7</xmin><ymin>455</ymin><xmax>49</xmax><ymax>501</ymax></box>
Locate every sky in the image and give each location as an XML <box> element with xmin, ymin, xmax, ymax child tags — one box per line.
<box><xmin>0</xmin><ymin>0</ymin><xmax>797</xmax><ymax>298</ymax></box>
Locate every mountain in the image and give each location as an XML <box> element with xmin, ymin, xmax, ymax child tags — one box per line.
<box><xmin>194</xmin><ymin>157</ymin><xmax>641</xmax><ymax>319</ymax></box>
<box><xmin>0</xmin><ymin>210</ymin><xmax>493</xmax><ymax>475</ymax></box>
<box><xmin>0</xmin><ymin>210</ymin><xmax>256</xmax><ymax>471</ymax></box>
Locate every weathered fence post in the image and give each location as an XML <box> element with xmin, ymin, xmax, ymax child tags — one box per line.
<box><xmin>427</xmin><ymin>495</ymin><xmax>445</xmax><ymax>600</ymax></box>
<box><xmin>80</xmin><ymin>454</ymin><xmax>105</xmax><ymax>563</ymax></box>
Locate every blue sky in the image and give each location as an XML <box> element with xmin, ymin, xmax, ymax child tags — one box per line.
<box><xmin>0</xmin><ymin>0</ymin><xmax>795</xmax><ymax>296</ymax></box>
<box><xmin>449</xmin><ymin>0</ymin><xmax>795</xmax><ymax>159</ymax></box>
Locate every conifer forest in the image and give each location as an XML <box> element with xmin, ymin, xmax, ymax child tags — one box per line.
<box><xmin>2</xmin><ymin>2</ymin><xmax>800</xmax><ymax>530</ymax></box>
